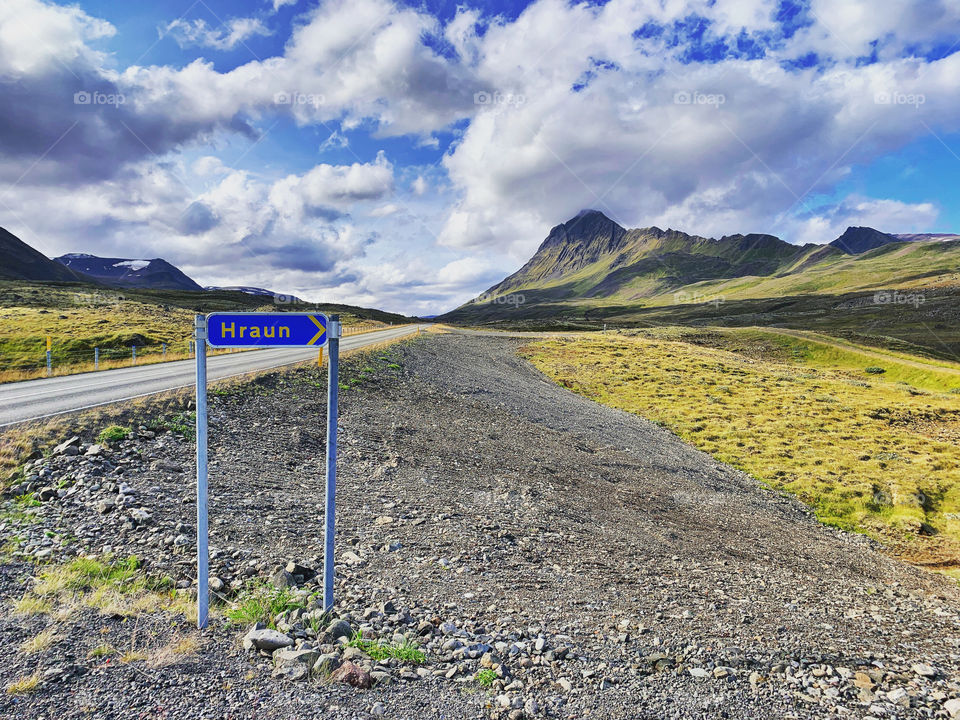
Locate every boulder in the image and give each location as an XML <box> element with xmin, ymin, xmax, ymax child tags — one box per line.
<box><xmin>53</xmin><ymin>437</ymin><xmax>80</xmax><ymax>456</ymax></box>
<box><xmin>326</xmin><ymin>618</ymin><xmax>353</xmax><ymax>642</ymax></box>
<box><xmin>330</xmin><ymin>661</ymin><xmax>372</xmax><ymax>689</ymax></box>
<box><xmin>243</xmin><ymin>627</ymin><xmax>294</xmax><ymax>652</ymax></box>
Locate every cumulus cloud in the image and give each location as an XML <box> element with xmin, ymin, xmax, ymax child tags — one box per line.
<box><xmin>161</xmin><ymin>17</ymin><xmax>271</xmax><ymax>51</ymax></box>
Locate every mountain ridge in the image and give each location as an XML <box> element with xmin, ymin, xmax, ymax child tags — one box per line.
<box><xmin>443</xmin><ymin>210</ymin><xmax>959</xmax><ymax>322</ymax></box>
<box><xmin>55</xmin><ymin>254</ymin><xmax>203</xmax><ymax>291</ymax></box>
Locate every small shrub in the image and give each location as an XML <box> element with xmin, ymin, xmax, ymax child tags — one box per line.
<box><xmin>475</xmin><ymin>668</ymin><xmax>497</xmax><ymax>687</ymax></box>
<box><xmin>864</xmin><ymin>366</ymin><xmax>886</xmax><ymax>375</ymax></box>
<box><xmin>98</xmin><ymin>425</ymin><xmax>130</xmax><ymax>443</ymax></box>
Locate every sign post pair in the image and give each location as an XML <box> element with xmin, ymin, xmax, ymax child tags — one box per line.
<box><xmin>194</xmin><ymin>312</ymin><xmax>340</xmax><ymax>629</ymax></box>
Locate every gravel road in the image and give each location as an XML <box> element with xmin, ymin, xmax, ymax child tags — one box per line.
<box><xmin>1</xmin><ymin>332</ymin><xmax>957</xmax><ymax>719</ymax></box>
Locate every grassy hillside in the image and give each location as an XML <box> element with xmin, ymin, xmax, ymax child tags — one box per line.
<box><xmin>523</xmin><ymin>330</ymin><xmax>960</xmax><ymax>573</ymax></box>
<box><xmin>0</xmin><ymin>282</ymin><xmax>411</xmax><ymax>380</ymax></box>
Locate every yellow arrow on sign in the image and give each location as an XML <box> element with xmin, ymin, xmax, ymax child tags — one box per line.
<box><xmin>307</xmin><ymin>315</ymin><xmax>326</xmax><ymax>345</ymax></box>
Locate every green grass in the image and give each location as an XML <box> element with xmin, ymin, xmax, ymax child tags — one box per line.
<box><xmin>346</xmin><ymin>633</ymin><xmax>426</xmax><ymax>663</ymax></box>
<box><xmin>524</xmin><ymin>331</ymin><xmax>960</xmax><ymax>567</ymax></box>
<box><xmin>22</xmin><ymin>555</ymin><xmax>189</xmax><ymax>619</ymax></box>
<box><xmin>98</xmin><ymin>425</ymin><xmax>130</xmax><ymax>443</ymax></box>
<box><xmin>147</xmin><ymin>411</ymin><xmax>195</xmax><ymax>439</ymax></box>
<box><xmin>1</xmin><ymin>493</ymin><xmax>42</xmax><ymax>526</ymax></box>
<box><xmin>640</xmin><ymin>327</ymin><xmax>960</xmax><ymax>394</ymax></box>
<box><xmin>225</xmin><ymin>583</ymin><xmax>314</xmax><ymax>628</ymax></box>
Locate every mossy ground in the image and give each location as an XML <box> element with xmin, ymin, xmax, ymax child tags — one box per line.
<box><xmin>522</xmin><ymin>330</ymin><xmax>960</xmax><ymax>569</ymax></box>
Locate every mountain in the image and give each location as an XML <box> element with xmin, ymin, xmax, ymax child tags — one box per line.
<box><xmin>829</xmin><ymin>226</ymin><xmax>904</xmax><ymax>254</ymax></box>
<box><xmin>475</xmin><ymin>210</ymin><xmax>819</xmax><ymax>305</ymax></box>
<box><xmin>55</xmin><ymin>254</ymin><xmax>203</xmax><ymax>291</ymax></box>
<box><xmin>441</xmin><ymin>211</ymin><xmax>960</xmax><ymax>324</ymax></box>
<box><xmin>204</xmin><ymin>286</ymin><xmax>304</xmax><ymax>303</ymax></box>
<box><xmin>0</xmin><ymin>227</ymin><xmax>92</xmax><ymax>283</ymax></box>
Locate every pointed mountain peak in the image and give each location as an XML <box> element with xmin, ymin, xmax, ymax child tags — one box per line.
<box><xmin>829</xmin><ymin>226</ymin><xmax>903</xmax><ymax>255</ymax></box>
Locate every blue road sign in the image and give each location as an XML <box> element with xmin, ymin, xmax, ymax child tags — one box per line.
<box><xmin>205</xmin><ymin>312</ymin><xmax>328</xmax><ymax>348</ymax></box>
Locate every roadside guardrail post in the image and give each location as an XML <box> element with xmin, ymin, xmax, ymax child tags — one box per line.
<box><xmin>132</xmin><ymin>345</ymin><xmax>136</xmax><ymax>366</ymax></box>
<box><xmin>46</xmin><ymin>336</ymin><xmax>52</xmax><ymax>377</ymax></box>
<box><xmin>194</xmin><ymin>315</ymin><xmax>209</xmax><ymax>629</ymax></box>
<box><xmin>94</xmin><ymin>347</ymin><xmax>99</xmax><ymax>370</ymax></box>
<box><xmin>162</xmin><ymin>342</ymin><xmax>167</xmax><ymax>359</ymax></box>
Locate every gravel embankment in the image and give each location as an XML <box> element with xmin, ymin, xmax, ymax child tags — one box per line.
<box><xmin>0</xmin><ymin>332</ymin><xmax>958</xmax><ymax>719</ymax></box>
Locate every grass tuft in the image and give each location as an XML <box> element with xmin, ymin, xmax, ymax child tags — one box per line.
<box><xmin>6</xmin><ymin>673</ymin><xmax>41</xmax><ymax>694</ymax></box>
<box><xmin>98</xmin><ymin>425</ymin><xmax>130</xmax><ymax>443</ymax></box>
<box><xmin>20</xmin><ymin>627</ymin><xmax>58</xmax><ymax>653</ymax></box>
<box><xmin>346</xmin><ymin>633</ymin><xmax>426</xmax><ymax>663</ymax></box>
<box><xmin>225</xmin><ymin>583</ymin><xmax>313</xmax><ymax>628</ymax></box>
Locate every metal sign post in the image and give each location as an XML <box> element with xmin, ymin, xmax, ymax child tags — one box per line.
<box><xmin>323</xmin><ymin>315</ymin><xmax>340</xmax><ymax>611</ymax></box>
<box><xmin>195</xmin><ymin>316</ymin><xmax>209</xmax><ymax>629</ymax></box>
<box><xmin>194</xmin><ymin>312</ymin><xmax>333</xmax><ymax>629</ymax></box>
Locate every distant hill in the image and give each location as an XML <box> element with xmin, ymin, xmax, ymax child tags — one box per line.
<box><xmin>0</xmin><ymin>227</ymin><xmax>92</xmax><ymax>283</ymax></box>
<box><xmin>204</xmin><ymin>286</ymin><xmax>304</xmax><ymax>303</ymax></box>
<box><xmin>441</xmin><ymin>210</ymin><xmax>960</xmax><ymax>324</ymax></box>
<box><xmin>55</xmin><ymin>254</ymin><xmax>203</xmax><ymax>291</ymax></box>
<box><xmin>829</xmin><ymin>226</ymin><xmax>904</xmax><ymax>254</ymax></box>
<box><xmin>894</xmin><ymin>233</ymin><xmax>960</xmax><ymax>243</ymax></box>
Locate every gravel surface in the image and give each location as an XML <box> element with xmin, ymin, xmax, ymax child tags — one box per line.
<box><xmin>1</xmin><ymin>331</ymin><xmax>958</xmax><ymax>719</ymax></box>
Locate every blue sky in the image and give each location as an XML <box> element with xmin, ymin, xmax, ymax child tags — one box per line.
<box><xmin>1</xmin><ymin>0</ymin><xmax>959</xmax><ymax>314</ymax></box>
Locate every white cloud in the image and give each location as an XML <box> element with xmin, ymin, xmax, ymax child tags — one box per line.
<box><xmin>436</xmin><ymin>0</ymin><xmax>960</xmax><ymax>257</ymax></box>
<box><xmin>161</xmin><ymin>17</ymin><xmax>271</xmax><ymax>51</ymax></box>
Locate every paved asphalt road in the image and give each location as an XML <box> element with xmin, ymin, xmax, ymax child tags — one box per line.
<box><xmin>0</xmin><ymin>324</ymin><xmax>427</xmax><ymax>427</ymax></box>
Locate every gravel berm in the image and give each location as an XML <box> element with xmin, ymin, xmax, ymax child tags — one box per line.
<box><xmin>1</xmin><ymin>332</ymin><xmax>957</xmax><ymax>719</ymax></box>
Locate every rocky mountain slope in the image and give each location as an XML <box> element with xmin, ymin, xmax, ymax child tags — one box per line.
<box><xmin>55</xmin><ymin>254</ymin><xmax>203</xmax><ymax>291</ymax></box>
<box><xmin>829</xmin><ymin>226</ymin><xmax>904</xmax><ymax>254</ymax></box>
<box><xmin>0</xmin><ymin>227</ymin><xmax>91</xmax><ymax>283</ymax></box>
